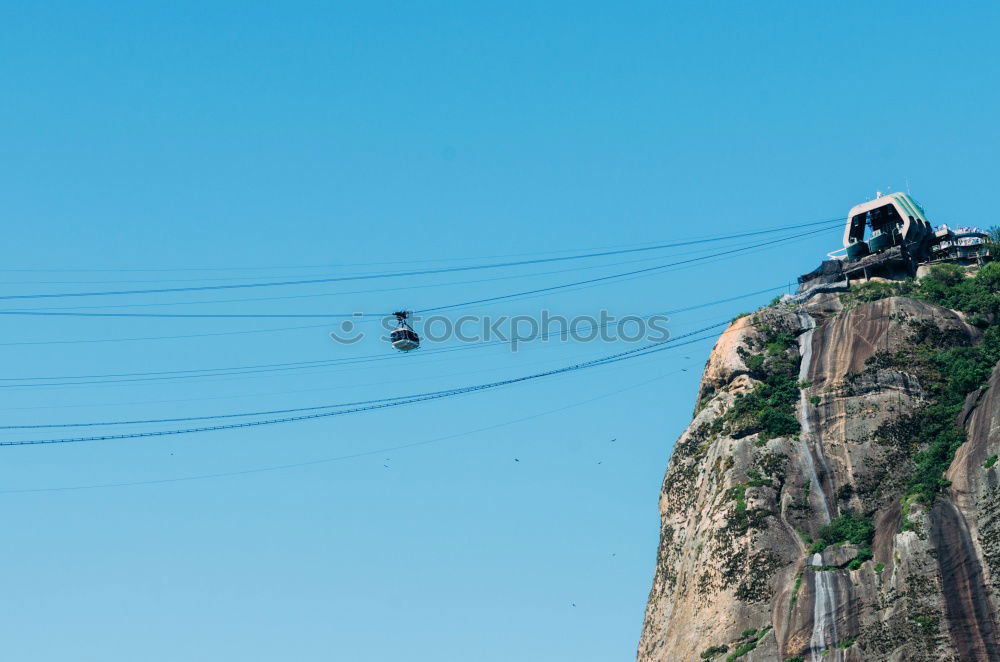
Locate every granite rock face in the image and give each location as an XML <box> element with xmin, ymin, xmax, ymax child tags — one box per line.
<box><xmin>638</xmin><ymin>294</ymin><xmax>1000</xmax><ymax>662</ymax></box>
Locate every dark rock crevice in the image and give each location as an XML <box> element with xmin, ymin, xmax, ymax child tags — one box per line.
<box><xmin>930</xmin><ymin>498</ymin><xmax>1000</xmax><ymax>661</ymax></box>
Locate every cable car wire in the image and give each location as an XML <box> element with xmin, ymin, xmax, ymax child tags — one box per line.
<box><xmin>0</xmin><ymin>236</ymin><xmax>798</xmax><ymax>382</ymax></box>
<box><xmin>0</xmin><ymin>326</ymin><xmax>723</xmax><ymax>428</ymax></box>
<box><xmin>0</xmin><ymin>219</ymin><xmax>834</xmax><ymax>349</ymax></box>
<box><xmin>0</xmin><ymin>386</ymin><xmax>486</xmax><ymax>429</ymax></box>
<box><xmin>20</xmin><ymin>233</ymin><xmax>792</xmax><ymax>313</ymax></box>
<box><xmin>0</xmin><ymin>326</ymin><xmax>726</xmax><ymax>446</ymax></box>
<box><xmin>0</xmin><ymin>218</ymin><xmax>842</xmax><ymax>302</ymax></box>
<box><xmin>0</xmin><ymin>322</ymin><xmax>336</xmax><ymax>348</ymax></box>
<box><xmin>0</xmin><ymin>283</ymin><xmax>784</xmax><ymax>387</ymax></box>
<box><xmin>0</xmin><ymin>224</ymin><xmax>831</xmax><ymax>319</ymax></box>
<box><xmin>0</xmin><ymin>216</ymin><xmax>841</xmax><ymax>279</ymax></box>
<box><xmin>416</xmin><ymin>226</ymin><xmax>829</xmax><ymax>314</ymax></box>
<box><xmin>0</xmin><ymin>225</ymin><xmax>826</xmax><ymax>286</ymax></box>
<box><xmin>0</xmin><ymin>367</ymin><xmax>690</xmax><ymax>494</ymax></box>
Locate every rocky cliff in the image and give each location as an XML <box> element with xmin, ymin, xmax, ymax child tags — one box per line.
<box><xmin>638</xmin><ymin>263</ymin><xmax>1000</xmax><ymax>662</ymax></box>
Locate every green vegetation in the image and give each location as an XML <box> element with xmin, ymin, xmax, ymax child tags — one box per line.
<box><xmin>726</xmin><ymin>642</ymin><xmax>758</xmax><ymax>661</ymax></box>
<box><xmin>847</xmin><ymin>549</ymin><xmax>873</xmax><ymax>570</ymax></box>
<box><xmin>725</xmin><ymin>626</ymin><xmax>771</xmax><ymax>661</ymax></box>
<box><xmin>899</xmin><ymin>493</ymin><xmax>920</xmax><ymax>532</ymax></box>
<box><xmin>986</xmin><ymin>227</ymin><xmax>1000</xmax><ymax>258</ymax></box>
<box><xmin>987</xmin><ymin>226</ymin><xmax>1000</xmax><ymax>246</ymax></box>
<box><xmin>899</xmin><ymin>324</ymin><xmax>1000</xmax><ymax>505</ymax></box>
<box><xmin>840</xmin><ymin>262</ymin><xmax>1000</xmax><ymax>324</ymax></box>
<box><xmin>725</xmin><ymin>321</ymin><xmax>803</xmax><ymax>440</ymax></box>
<box><xmin>743</xmin><ymin>353</ymin><xmax>765</xmax><ymax>373</ymax></box>
<box><xmin>838</xmin><ymin>637</ymin><xmax>856</xmax><ymax>649</ymax></box>
<box><xmin>789</xmin><ymin>482</ymin><xmax>811</xmax><ymax>512</ymax></box>
<box><xmin>835</xmin><ymin>484</ymin><xmax>854</xmax><ymax>501</ymax></box>
<box><xmin>918</xmin><ymin>262</ymin><xmax>1000</xmax><ymax>323</ymax></box>
<box><xmin>788</xmin><ymin>575</ymin><xmax>803</xmax><ymax>612</ymax></box>
<box><xmin>765</xmin><ymin>331</ymin><xmax>797</xmax><ymax>357</ymax></box>
<box><xmin>785</xmin><ymin>658</ymin><xmax>805</xmax><ymax>662</ymax></box>
<box><xmin>724</xmin><ymin>476</ymin><xmax>775</xmax><ymax>536</ymax></box>
<box><xmin>840</xmin><ymin>279</ymin><xmax>907</xmax><ymax>309</ymax></box>
<box><xmin>985</xmin><ymin>455</ymin><xmax>998</xmax><ymax>469</ymax></box>
<box><xmin>809</xmin><ymin>395</ymin><xmax>821</xmax><ymax>406</ymax></box>
<box><xmin>700</xmin><ymin>644</ymin><xmax>728</xmax><ymax>659</ymax></box>
<box><xmin>698</xmin><ymin>626</ymin><xmax>776</xmax><ymax>662</ymax></box>
<box><xmin>729</xmin><ymin>485</ymin><xmax>747</xmax><ymax>517</ymax></box>
<box><xmin>809</xmin><ymin>511</ymin><xmax>875</xmax><ymax>569</ymax></box>
<box><xmin>845</xmin><ymin>264</ymin><xmax>1000</xmax><ymax>509</ymax></box>
<box><xmin>874</xmin><ymin>562</ymin><xmax>885</xmax><ymax>572</ymax></box>
<box><xmin>813</xmin><ymin>512</ymin><xmax>874</xmax><ymax>549</ymax></box>
<box><xmin>724</xmin><ymin>385</ymin><xmax>800</xmax><ymax>438</ymax></box>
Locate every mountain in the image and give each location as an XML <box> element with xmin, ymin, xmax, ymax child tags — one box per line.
<box><xmin>637</xmin><ymin>262</ymin><xmax>1000</xmax><ymax>661</ymax></box>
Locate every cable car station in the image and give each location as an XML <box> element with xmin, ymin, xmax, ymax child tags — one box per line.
<box><xmin>799</xmin><ymin>192</ymin><xmax>992</xmax><ymax>289</ymax></box>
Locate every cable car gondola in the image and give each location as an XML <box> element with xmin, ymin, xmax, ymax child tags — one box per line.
<box><xmin>389</xmin><ymin>311</ymin><xmax>420</xmax><ymax>352</ymax></box>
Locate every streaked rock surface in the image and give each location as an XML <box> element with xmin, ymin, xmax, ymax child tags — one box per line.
<box><xmin>638</xmin><ymin>293</ymin><xmax>1000</xmax><ymax>661</ymax></box>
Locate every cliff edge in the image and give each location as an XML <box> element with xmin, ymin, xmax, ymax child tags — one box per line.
<box><xmin>638</xmin><ymin>263</ymin><xmax>1000</xmax><ymax>661</ymax></box>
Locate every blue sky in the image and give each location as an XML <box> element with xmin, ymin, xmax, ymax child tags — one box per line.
<box><xmin>0</xmin><ymin>2</ymin><xmax>997</xmax><ymax>660</ymax></box>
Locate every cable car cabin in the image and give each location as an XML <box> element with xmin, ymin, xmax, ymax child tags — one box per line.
<box><xmin>842</xmin><ymin>192</ymin><xmax>933</xmax><ymax>260</ymax></box>
<box><xmin>845</xmin><ymin>237</ymin><xmax>870</xmax><ymax>261</ymax></box>
<box><xmin>390</xmin><ymin>326</ymin><xmax>420</xmax><ymax>351</ymax></box>
<box><xmin>389</xmin><ymin>312</ymin><xmax>420</xmax><ymax>351</ymax></box>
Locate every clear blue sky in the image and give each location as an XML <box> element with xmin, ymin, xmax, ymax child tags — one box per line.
<box><xmin>0</xmin><ymin>3</ymin><xmax>997</xmax><ymax>660</ymax></box>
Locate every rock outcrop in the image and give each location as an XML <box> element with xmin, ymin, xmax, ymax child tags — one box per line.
<box><xmin>638</xmin><ymin>287</ymin><xmax>1000</xmax><ymax>662</ymax></box>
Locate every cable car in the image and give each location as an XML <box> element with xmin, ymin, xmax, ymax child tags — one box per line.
<box><xmin>845</xmin><ymin>237</ymin><xmax>869</xmax><ymax>261</ymax></box>
<box><xmin>842</xmin><ymin>192</ymin><xmax>934</xmax><ymax>260</ymax></box>
<box><xmin>389</xmin><ymin>311</ymin><xmax>420</xmax><ymax>352</ymax></box>
<box><xmin>868</xmin><ymin>228</ymin><xmax>892</xmax><ymax>254</ymax></box>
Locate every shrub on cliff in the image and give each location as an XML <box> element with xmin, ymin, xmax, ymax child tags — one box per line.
<box><xmin>809</xmin><ymin>511</ymin><xmax>875</xmax><ymax>569</ymax></box>
<box><xmin>722</xmin><ymin>373</ymin><xmax>801</xmax><ymax>441</ymax></box>
<box><xmin>817</xmin><ymin>511</ymin><xmax>874</xmax><ymax>548</ymax></box>
<box><xmin>839</xmin><ymin>261</ymin><xmax>1000</xmax><ymax>322</ymax></box>
<box><xmin>918</xmin><ymin>262</ymin><xmax>1000</xmax><ymax>320</ymax></box>
<box><xmin>725</xmin><ymin>319</ymin><xmax>802</xmax><ymax>440</ymax></box>
<box><xmin>904</xmin><ymin>333</ymin><xmax>999</xmax><ymax>504</ymax></box>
